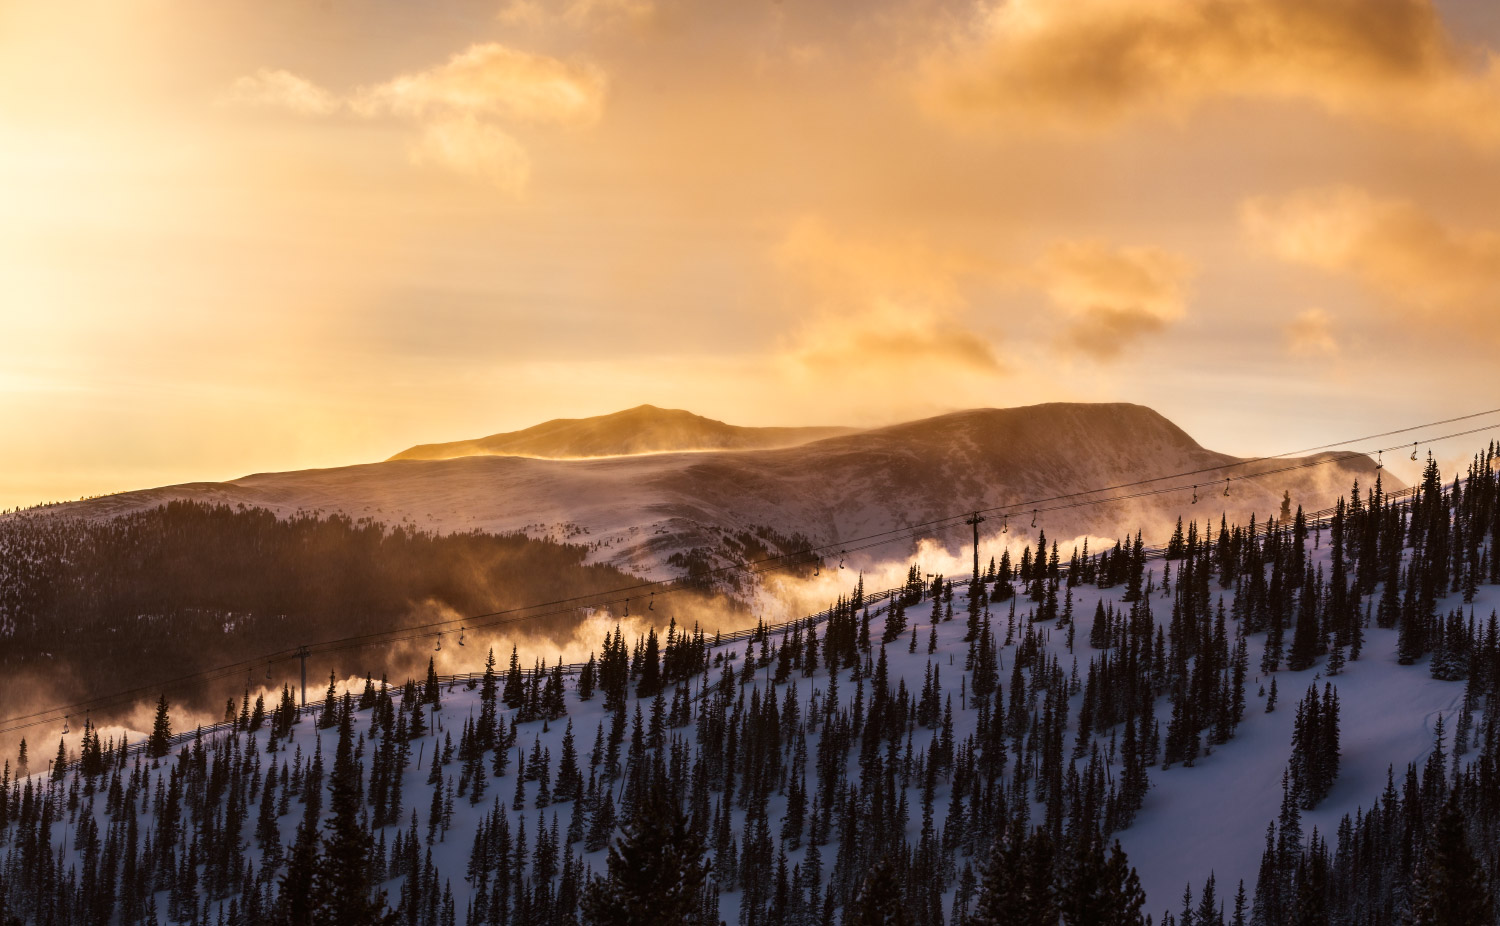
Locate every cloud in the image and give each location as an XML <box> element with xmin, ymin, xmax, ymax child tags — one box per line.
<box><xmin>499</xmin><ymin>0</ymin><xmax>656</xmax><ymax>28</ymax></box>
<box><xmin>775</xmin><ymin>218</ymin><xmax>1006</xmax><ymax>375</ymax></box>
<box><xmin>411</xmin><ymin>116</ymin><xmax>531</xmax><ymax>195</ymax></box>
<box><xmin>928</xmin><ymin>0</ymin><xmax>1500</xmax><ymax>145</ymax></box>
<box><xmin>225</xmin><ymin>44</ymin><xmax>605</xmax><ymax>192</ymax></box>
<box><xmin>1243</xmin><ymin>186</ymin><xmax>1500</xmax><ymax>334</ymax></box>
<box><xmin>220</xmin><ymin>69</ymin><xmax>341</xmax><ymax>116</ymax></box>
<box><xmin>1041</xmin><ymin>240</ymin><xmax>1192</xmax><ymax>359</ymax></box>
<box><xmin>352</xmin><ymin>43</ymin><xmax>606</xmax><ymax>126</ymax></box>
<box><xmin>1284</xmin><ymin>308</ymin><xmax>1340</xmax><ymax>358</ymax></box>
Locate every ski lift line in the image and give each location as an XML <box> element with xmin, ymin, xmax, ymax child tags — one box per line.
<box><xmin>0</xmin><ymin>470</ymin><xmax>1433</xmax><ymax>739</ymax></box>
<box><xmin>0</xmin><ymin>427</ymin><xmax>1476</xmax><ymax>734</ymax></box>
<box><xmin>881</xmin><ymin>407</ymin><xmax>1500</xmax><ymax>531</ymax></box>
<box><xmin>3</xmin><ymin>461</ymin><xmax>1421</xmax><ymax>743</ymax></box>
<box><xmin>301</xmin><ymin>411</ymin><xmax>1500</xmax><ymax>647</ymax></box>
<box><xmin>0</xmin><ymin>427</ymin><xmax>1477</xmax><ymax>736</ymax></box>
<box><xmin>1</xmin><ymin>415</ymin><xmax>1493</xmax><ymax>734</ymax></box>
<box><xmin>251</xmin><ymin>438</ymin><xmax>1465</xmax><ymax>669</ymax></box>
<box><xmin>1</xmin><ymin>581</ymin><xmax>910</xmax><ymax>740</ymax></box>
<box><xmin>297</xmin><ymin>418</ymin><xmax>1500</xmax><ymax>655</ymax></box>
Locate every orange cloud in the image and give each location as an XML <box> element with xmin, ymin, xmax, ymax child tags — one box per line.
<box><xmin>411</xmin><ymin>115</ymin><xmax>531</xmax><ymax>195</ymax></box>
<box><xmin>1244</xmin><ymin>186</ymin><xmax>1500</xmax><ymax>333</ymax></box>
<box><xmin>929</xmin><ymin>0</ymin><xmax>1500</xmax><ymax>144</ymax></box>
<box><xmin>1041</xmin><ymin>241</ymin><xmax>1192</xmax><ymax>360</ymax></box>
<box><xmin>775</xmin><ymin>219</ymin><xmax>1006</xmax><ymax>375</ymax></box>
<box><xmin>225</xmin><ymin>43</ymin><xmax>605</xmax><ymax>192</ymax></box>
<box><xmin>1284</xmin><ymin>308</ymin><xmax>1340</xmax><ymax>358</ymax></box>
<box><xmin>220</xmin><ymin>69</ymin><xmax>341</xmax><ymax>116</ymax></box>
<box><xmin>352</xmin><ymin>43</ymin><xmax>606</xmax><ymax>126</ymax></box>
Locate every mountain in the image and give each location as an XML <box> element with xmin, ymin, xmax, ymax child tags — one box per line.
<box><xmin>388</xmin><ymin>404</ymin><xmax>855</xmax><ymax>461</ymax></box>
<box><xmin>40</xmin><ymin>403</ymin><xmax>1391</xmax><ymax>584</ymax></box>
<box><xmin>9</xmin><ymin>457</ymin><xmax>1496</xmax><ymax>923</ymax></box>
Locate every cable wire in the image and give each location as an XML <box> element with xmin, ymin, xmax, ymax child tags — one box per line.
<box><xmin>3</xmin><ymin>409</ymin><xmax>1497</xmax><ymax>734</ymax></box>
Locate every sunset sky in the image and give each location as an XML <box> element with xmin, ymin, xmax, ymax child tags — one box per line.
<box><xmin>3</xmin><ymin>0</ymin><xmax>1500</xmax><ymax>510</ymax></box>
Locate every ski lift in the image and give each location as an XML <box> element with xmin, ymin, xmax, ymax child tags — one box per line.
<box><xmin>1376</xmin><ymin>450</ymin><xmax>1383</xmax><ymax>469</ymax></box>
<box><xmin>61</xmin><ymin>715</ymin><xmax>70</xmax><ymax>735</ymax></box>
<box><xmin>1001</xmin><ymin>514</ymin><xmax>1009</xmax><ymax>534</ymax></box>
<box><xmin>813</xmin><ymin>561</ymin><xmax>820</xmax><ymax>577</ymax></box>
<box><xmin>624</xmin><ymin>598</ymin><xmax>630</xmax><ymax>617</ymax></box>
<box><xmin>1031</xmin><ymin>510</ymin><xmax>1038</xmax><ymax>528</ymax></box>
<box><xmin>838</xmin><ymin>550</ymin><xmax>847</xmax><ymax>569</ymax></box>
<box><xmin>265</xmin><ymin>665</ymin><xmax>272</xmax><ymax>680</ymax></box>
<box><xmin>434</xmin><ymin>634</ymin><xmax>442</xmax><ymax>652</ymax></box>
<box><xmin>648</xmin><ymin>592</ymin><xmax>655</xmax><ymax>611</ymax></box>
<box><xmin>1223</xmin><ymin>478</ymin><xmax>1231</xmax><ymax>497</ymax></box>
<box><xmin>1191</xmin><ymin>485</ymin><xmax>1199</xmax><ymax>504</ymax></box>
<box><xmin>458</xmin><ymin>626</ymin><xmax>466</xmax><ymax>647</ymax></box>
<box><xmin>1411</xmin><ymin>442</ymin><xmax>1419</xmax><ymax>461</ymax></box>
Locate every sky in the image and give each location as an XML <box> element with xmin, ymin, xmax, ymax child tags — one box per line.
<box><xmin>3</xmin><ymin>0</ymin><xmax>1500</xmax><ymax>510</ymax></box>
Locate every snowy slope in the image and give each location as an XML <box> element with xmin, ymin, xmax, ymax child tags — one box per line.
<box><xmin>9</xmin><ymin>404</ymin><xmax>1387</xmax><ymax>584</ymax></box>
<box><xmin>15</xmin><ymin>523</ymin><xmax>1489</xmax><ymax>923</ymax></box>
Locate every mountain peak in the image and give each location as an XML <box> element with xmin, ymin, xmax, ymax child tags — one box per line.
<box><xmin>388</xmin><ymin>406</ymin><xmax>854</xmax><ymax>462</ymax></box>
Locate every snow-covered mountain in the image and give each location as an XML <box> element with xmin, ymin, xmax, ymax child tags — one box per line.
<box><xmin>389</xmin><ymin>405</ymin><xmax>855</xmax><ymax>462</ymax></box>
<box><xmin>22</xmin><ymin>403</ymin><xmax>1388</xmax><ymax>583</ymax></box>
<box><xmin>6</xmin><ymin>451</ymin><xmax>1494</xmax><ymax>925</ymax></box>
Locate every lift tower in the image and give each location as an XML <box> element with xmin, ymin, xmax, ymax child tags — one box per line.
<box><xmin>964</xmin><ymin>511</ymin><xmax>986</xmax><ymax>584</ymax></box>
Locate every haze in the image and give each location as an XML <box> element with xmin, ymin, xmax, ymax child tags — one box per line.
<box><xmin>4</xmin><ymin>0</ymin><xmax>1499</xmax><ymax>510</ymax></box>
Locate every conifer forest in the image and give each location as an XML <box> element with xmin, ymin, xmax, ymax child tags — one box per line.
<box><xmin>1</xmin><ymin>445</ymin><xmax>1498</xmax><ymax>925</ymax></box>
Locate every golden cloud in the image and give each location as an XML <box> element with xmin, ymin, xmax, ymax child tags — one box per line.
<box><xmin>930</xmin><ymin>0</ymin><xmax>1500</xmax><ymax>144</ymax></box>
<box><xmin>1284</xmin><ymin>308</ymin><xmax>1340</xmax><ymax>358</ymax></box>
<box><xmin>1041</xmin><ymin>240</ymin><xmax>1192</xmax><ymax>360</ymax></box>
<box><xmin>220</xmin><ymin>69</ymin><xmax>341</xmax><ymax>116</ymax></box>
<box><xmin>411</xmin><ymin>115</ymin><xmax>531</xmax><ymax>195</ymax></box>
<box><xmin>225</xmin><ymin>44</ymin><xmax>605</xmax><ymax>193</ymax></box>
<box><xmin>776</xmin><ymin>219</ymin><xmax>1005</xmax><ymax>375</ymax></box>
<box><xmin>352</xmin><ymin>43</ymin><xmax>606</xmax><ymax>126</ymax></box>
<box><xmin>1244</xmin><ymin>186</ymin><xmax>1500</xmax><ymax>331</ymax></box>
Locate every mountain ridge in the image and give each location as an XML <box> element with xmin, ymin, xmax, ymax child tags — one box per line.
<box><xmin>31</xmin><ymin>403</ymin><xmax>1395</xmax><ymax>586</ymax></box>
<box><xmin>388</xmin><ymin>404</ymin><xmax>856</xmax><ymax>462</ymax></box>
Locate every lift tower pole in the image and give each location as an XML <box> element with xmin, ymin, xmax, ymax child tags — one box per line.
<box><xmin>964</xmin><ymin>512</ymin><xmax>986</xmax><ymax>584</ymax></box>
<box><xmin>296</xmin><ymin>646</ymin><xmax>311</xmax><ymax>709</ymax></box>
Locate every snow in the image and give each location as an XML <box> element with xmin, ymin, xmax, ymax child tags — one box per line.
<box><xmin>20</xmin><ymin>532</ymin><xmax>1494</xmax><ymax>922</ymax></box>
<box><xmin>6</xmin><ymin>405</ymin><xmax>1385</xmax><ymax>586</ymax></box>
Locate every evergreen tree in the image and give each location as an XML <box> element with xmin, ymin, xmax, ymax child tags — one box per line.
<box><xmin>148</xmin><ymin>693</ymin><xmax>173</xmax><ymax>758</ymax></box>
<box><xmin>1060</xmin><ymin>834</ymin><xmax>1148</xmax><ymax>926</ymax></box>
<box><xmin>969</xmin><ymin>828</ymin><xmax>1057</xmax><ymax>926</ymax></box>
<box><xmin>1407</xmin><ymin>792</ymin><xmax>1494</xmax><ymax>926</ymax></box>
<box><xmin>580</xmin><ymin>776</ymin><xmax>710</xmax><ymax>926</ymax></box>
<box><xmin>311</xmin><ymin>709</ymin><xmax>391</xmax><ymax>924</ymax></box>
<box><xmin>847</xmin><ymin>856</ymin><xmax>912</xmax><ymax>926</ymax></box>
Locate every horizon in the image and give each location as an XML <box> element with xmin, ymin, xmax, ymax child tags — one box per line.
<box><xmin>1</xmin><ymin>398</ymin><xmax>1469</xmax><ymax>512</ymax></box>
